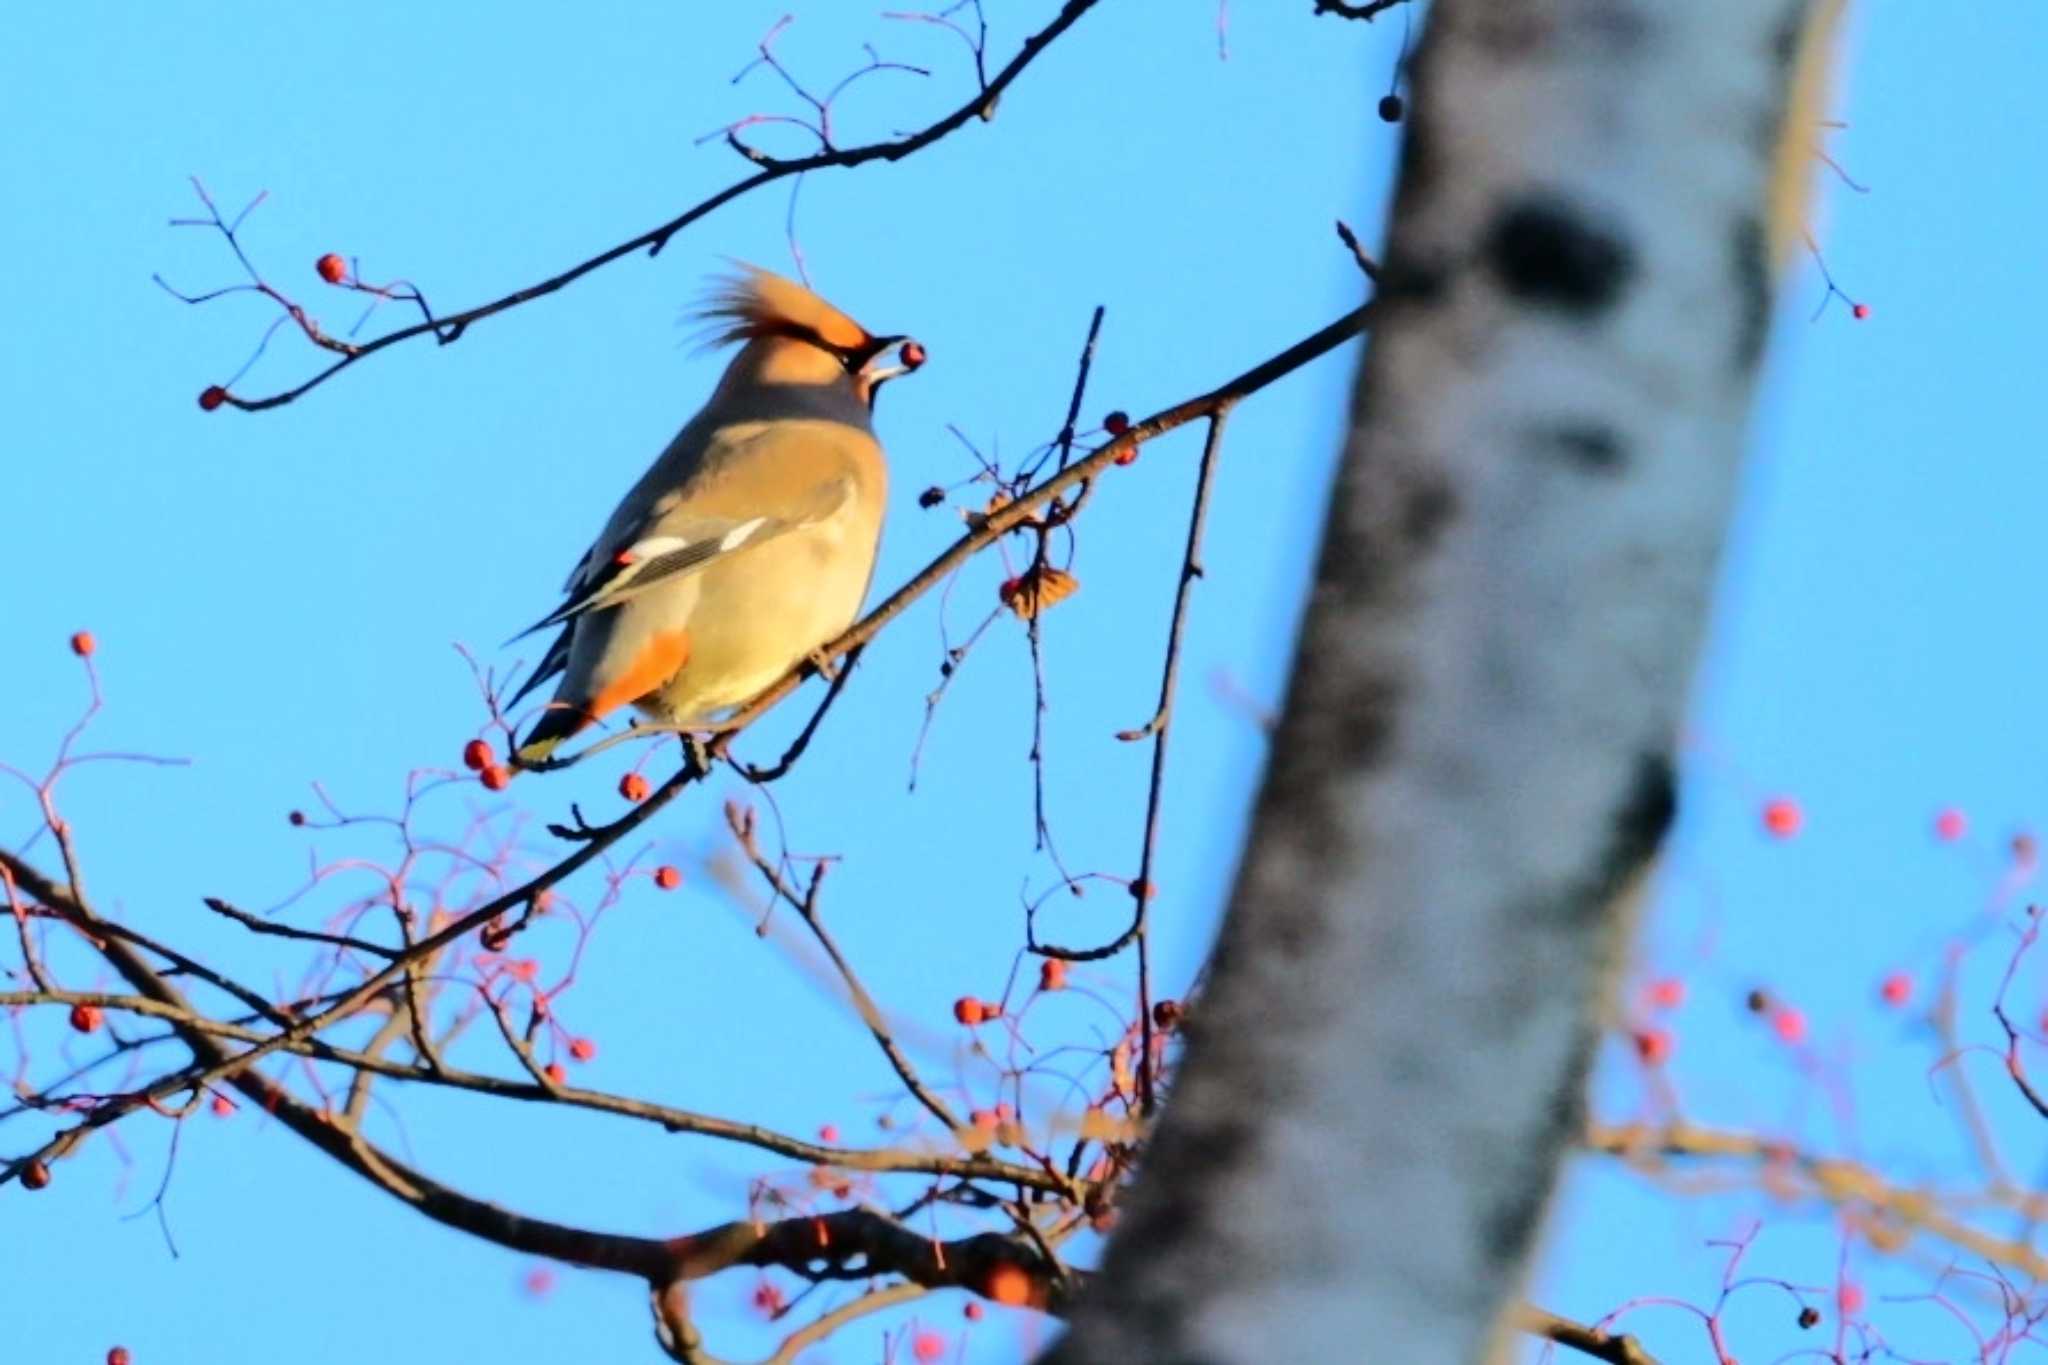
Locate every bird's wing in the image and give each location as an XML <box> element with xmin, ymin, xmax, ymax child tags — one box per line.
<box><xmin>509</xmin><ymin>475</ymin><xmax>858</xmax><ymax>645</ymax></box>
<box><xmin>502</xmin><ymin>522</ymin><xmax>748</xmax><ymax>712</ymax></box>
<box><xmin>507</xmin><ymin>515</ymin><xmax>782</xmax><ymax>641</ymax></box>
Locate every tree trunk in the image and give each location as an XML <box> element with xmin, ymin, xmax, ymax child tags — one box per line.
<box><xmin>1046</xmin><ymin>1</ymin><xmax>1829</xmax><ymax>1360</ymax></box>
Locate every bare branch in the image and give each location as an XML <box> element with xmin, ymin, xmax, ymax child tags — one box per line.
<box><xmin>1587</xmin><ymin>1122</ymin><xmax>2048</xmax><ymax>1282</ymax></box>
<box><xmin>1311</xmin><ymin>0</ymin><xmax>1413</xmax><ymax>19</ymax></box>
<box><xmin>726</xmin><ymin>804</ymin><xmax>962</xmax><ymax>1133</ymax></box>
<box><xmin>1515</xmin><ymin>1305</ymin><xmax>1663</xmax><ymax>1365</ymax></box>
<box><xmin>207</xmin><ymin>0</ymin><xmax>1103</xmax><ymax>412</ymax></box>
<box><xmin>201</xmin><ymin>895</ymin><xmax>398</xmax><ymax>959</ymax></box>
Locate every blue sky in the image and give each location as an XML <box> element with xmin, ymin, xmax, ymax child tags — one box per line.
<box><xmin>5</xmin><ymin>3</ymin><xmax>2047</xmax><ymax>1362</ymax></box>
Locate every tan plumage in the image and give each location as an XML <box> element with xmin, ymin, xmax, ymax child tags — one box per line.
<box><xmin>508</xmin><ymin>267</ymin><xmax>923</xmax><ymax>768</ymax></box>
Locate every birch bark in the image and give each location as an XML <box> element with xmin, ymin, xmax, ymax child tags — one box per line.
<box><xmin>1046</xmin><ymin>2</ymin><xmax>1828</xmax><ymax>1359</ymax></box>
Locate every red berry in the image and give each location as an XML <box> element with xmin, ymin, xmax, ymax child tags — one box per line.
<box><xmin>1647</xmin><ymin>977</ymin><xmax>1686</xmax><ymax>1010</ymax></box>
<box><xmin>210</xmin><ymin>1094</ymin><xmax>234</xmax><ymax>1117</ymax></box>
<box><xmin>1934</xmin><ymin>807</ymin><xmax>1966</xmax><ymax>842</ymax></box>
<box><xmin>818</xmin><ymin>1123</ymin><xmax>839</xmax><ymax>1143</ymax></box>
<box><xmin>970</xmin><ymin>1108</ymin><xmax>998</xmax><ymax>1131</ymax></box>
<box><xmin>462</xmin><ymin>738</ymin><xmax>493</xmax><ymax>772</ymax></box>
<box><xmin>1129</xmin><ymin>878</ymin><xmax>1154</xmax><ymax>901</ymax></box>
<box><xmin>619</xmin><ymin>772</ymin><xmax>651</xmax><ymax>802</ymax></box>
<box><xmin>1879</xmin><ymin>972</ymin><xmax>1912</xmax><ymax>1008</ymax></box>
<box><xmin>899</xmin><ymin>339</ymin><xmax>928</xmax><ymax>370</ymax></box>
<box><xmin>986</xmin><ymin>1263</ymin><xmax>1032</xmax><ymax>1306</ymax></box>
<box><xmin>568</xmin><ymin>1037</ymin><xmax>595</xmax><ymax>1062</ymax></box>
<box><xmin>997</xmin><ymin>577</ymin><xmax>1021</xmax><ymax>603</ymax></box>
<box><xmin>953</xmin><ymin>996</ymin><xmax>986</xmax><ymax>1026</ymax></box>
<box><xmin>1151</xmin><ymin>999</ymin><xmax>1182</xmax><ymax>1030</ymax></box>
<box><xmin>964</xmin><ymin>1301</ymin><xmax>985</xmax><ymax>1321</ymax></box>
<box><xmin>108</xmin><ymin>1349</ymin><xmax>132</xmax><ymax>1365</ymax></box>
<box><xmin>1103</xmin><ymin>411</ymin><xmax>1130</xmax><ymax>436</ymax></box>
<box><xmin>1632</xmin><ymin>1027</ymin><xmax>1673</xmax><ymax>1065</ymax></box>
<box><xmin>1761</xmin><ymin>798</ymin><xmax>1802</xmax><ymax>839</ymax></box>
<box><xmin>68</xmin><ymin>1003</ymin><xmax>102</xmax><ymax>1034</ymax></box>
<box><xmin>1113</xmin><ymin>445</ymin><xmax>1139</xmax><ymax>467</ymax></box>
<box><xmin>1038</xmin><ymin>958</ymin><xmax>1068</xmax><ymax>992</ymax></box>
<box><xmin>69</xmin><ymin>630</ymin><xmax>96</xmax><ymax>657</ymax></box>
<box><xmin>1850</xmin><ymin>302</ymin><xmax>1870</xmax><ymax>320</ymax></box>
<box><xmin>543</xmin><ymin>1062</ymin><xmax>566</xmax><ymax>1084</ymax></box>
<box><xmin>752</xmin><ymin>1281</ymin><xmax>785</xmax><ymax>1315</ymax></box>
<box><xmin>1838</xmin><ymin>1281</ymin><xmax>1864</xmax><ymax>1314</ymax></box>
<box><xmin>479</xmin><ymin>764</ymin><xmax>511</xmax><ymax>792</ymax></box>
<box><xmin>912</xmin><ymin>1330</ymin><xmax>946</xmax><ymax>1362</ymax></box>
<box><xmin>1772</xmin><ymin>1007</ymin><xmax>1807</xmax><ymax>1044</ymax></box>
<box><xmin>654</xmin><ymin>864</ymin><xmax>682</xmax><ymax>891</ymax></box>
<box><xmin>22</xmin><ymin>1159</ymin><xmax>51</xmax><ymax>1190</ymax></box>
<box><xmin>198</xmin><ymin>385</ymin><xmax>227</xmax><ymax>411</ymax></box>
<box><xmin>522</xmin><ymin>1267</ymin><xmax>555</xmax><ymax>1299</ymax></box>
<box><xmin>315</xmin><ymin>253</ymin><xmax>347</xmax><ymax>284</ymax></box>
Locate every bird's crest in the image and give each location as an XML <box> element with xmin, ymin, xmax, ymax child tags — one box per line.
<box><xmin>694</xmin><ymin>266</ymin><xmax>871</xmax><ymax>353</ymax></box>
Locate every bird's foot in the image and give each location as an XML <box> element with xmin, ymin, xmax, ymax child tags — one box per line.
<box><xmin>805</xmin><ymin>648</ymin><xmax>841</xmax><ymax>682</ymax></box>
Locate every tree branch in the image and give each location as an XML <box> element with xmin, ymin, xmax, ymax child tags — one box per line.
<box><xmin>1</xmin><ymin>855</ymin><xmax>1071</xmax><ymax>1346</ymax></box>
<box><xmin>218</xmin><ymin>0</ymin><xmax>1103</xmax><ymax>412</ymax></box>
<box><xmin>726</xmin><ymin>803</ymin><xmax>964</xmax><ymax>1134</ymax></box>
<box><xmin>0</xmin><ymin>981</ymin><xmax>1066</xmax><ymax>1192</ymax></box>
<box><xmin>1311</xmin><ymin>0</ymin><xmax>1413</xmax><ymax>19</ymax></box>
<box><xmin>1587</xmin><ymin>1122</ymin><xmax>2048</xmax><ymax>1282</ymax></box>
<box><xmin>1515</xmin><ymin>1305</ymin><xmax>1663</xmax><ymax>1365</ymax></box>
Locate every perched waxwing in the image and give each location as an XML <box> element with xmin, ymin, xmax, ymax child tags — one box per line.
<box><xmin>507</xmin><ymin>267</ymin><xmax>924</xmax><ymax>768</ymax></box>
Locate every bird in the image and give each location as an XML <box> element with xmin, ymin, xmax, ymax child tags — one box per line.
<box><xmin>505</xmin><ymin>267</ymin><xmax>924</xmax><ymax>770</ymax></box>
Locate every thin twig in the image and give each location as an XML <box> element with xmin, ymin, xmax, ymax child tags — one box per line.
<box><xmin>1311</xmin><ymin>0</ymin><xmax>1412</xmax><ymax>19</ymax></box>
<box><xmin>201</xmin><ymin>896</ymin><xmax>397</xmax><ymax>959</ymax></box>
<box><xmin>763</xmin><ymin>1282</ymin><xmax>928</xmax><ymax>1365</ymax></box>
<box><xmin>1032</xmin><ymin>409</ymin><xmax>1235</xmax><ymax>969</ymax></box>
<box><xmin>1335</xmin><ymin>219</ymin><xmax>1383</xmax><ymax>280</ymax></box>
<box><xmin>211</xmin><ymin>0</ymin><xmax>1103</xmax><ymax>412</ymax></box>
<box><xmin>1137</xmin><ymin>409</ymin><xmax>1230</xmax><ymax>1110</ymax></box>
<box><xmin>726</xmin><ymin>805</ymin><xmax>962</xmax><ymax>1133</ymax></box>
<box><xmin>1587</xmin><ymin>1121</ymin><xmax>2048</xmax><ymax>1282</ymax></box>
<box><xmin>1515</xmin><ymin>1305</ymin><xmax>1664</xmax><ymax>1365</ymax></box>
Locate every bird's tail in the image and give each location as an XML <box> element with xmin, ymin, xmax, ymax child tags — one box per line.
<box><xmin>510</xmin><ymin>704</ymin><xmax>593</xmax><ymax>771</ymax></box>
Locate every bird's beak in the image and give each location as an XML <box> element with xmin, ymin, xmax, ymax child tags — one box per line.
<box><xmin>858</xmin><ymin>336</ymin><xmax>927</xmax><ymax>389</ymax></box>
